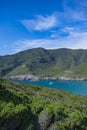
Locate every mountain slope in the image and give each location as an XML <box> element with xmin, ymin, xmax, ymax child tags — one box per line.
<box><xmin>62</xmin><ymin>63</ymin><xmax>87</xmax><ymax>78</ymax></box>
<box><xmin>1</xmin><ymin>48</ymin><xmax>87</xmax><ymax>78</ymax></box>
<box><xmin>0</xmin><ymin>78</ymin><xmax>87</xmax><ymax>130</ymax></box>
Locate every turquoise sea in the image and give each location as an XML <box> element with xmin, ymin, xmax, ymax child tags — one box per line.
<box><xmin>15</xmin><ymin>80</ymin><xmax>87</xmax><ymax>96</ymax></box>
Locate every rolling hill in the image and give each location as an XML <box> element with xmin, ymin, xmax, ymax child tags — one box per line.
<box><xmin>1</xmin><ymin>48</ymin><xmax>87</xmax><ymax>79</ymax></box>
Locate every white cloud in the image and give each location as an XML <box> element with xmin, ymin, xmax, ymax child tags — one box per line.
<box><xmin>21</xmin><ymin>13</ymin><xmax>58</xmax><ymax>31</ymax></box>
<box><xmin>13</xmin><ymin>30</ymin><xmax>87</xmax><ymax>53</ymax></box>
<box><xmin>63</xmin><ymin>0</ymin><xmax>87</xmax><ymax>22</ymax></box>
<box><xmin>62</xmin><ymin>27</ymin><xmax>74</xmax><ymax>32</ymax></box>
<box><xmin>20</xmin><ymin>5</ymin><xmax>87</xmax><ymax>34</ymax></box>
<box><xmin>17</xmin><ymin>2</ymin><xmax>87</xmax><ymax>53</ymax></box>
<box><xmin>64</xmin><ymin>8</ymin><xmax>86</xmax><ymax>22</ymax></box>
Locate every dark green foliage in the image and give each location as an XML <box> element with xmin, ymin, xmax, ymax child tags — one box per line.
<box><xmin>1</xmin><ymin>48</ymin><xmax>87</xmax><ymax>78</ymax></box>
<box><xmin>0</xmin><ymin>78</ymin><xmax>87</xmax><ymax>130</ymax></box>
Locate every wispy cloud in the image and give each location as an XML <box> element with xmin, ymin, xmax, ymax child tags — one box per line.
<box><xmin>21</xmin><ymin>13</ymin><xmax>58</xmax><ymax>31</ymax></box>
<box><xmin>63</xmin><ymin>0</ymin><xmax>87</xmax><ymax>21</ymax></box>
<box><xmin>21</xmin><ymin>1</ymin><xmax>87</xmax><ymax>33</ymax></box>
<box><xmin>13</xmin><ymin>28</ymin><xmax>87</xmax><ymax>53</ymax></box>
<box><xmin>15</xmin><ymin>0</ymin><xmax>87</xmax><ymax>53</ymax></box>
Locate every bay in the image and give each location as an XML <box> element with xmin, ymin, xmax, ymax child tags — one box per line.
<box><xmin>15</xmin><ymin>80</ymin><xmax>87</xmax><ymax>96</ymax></box>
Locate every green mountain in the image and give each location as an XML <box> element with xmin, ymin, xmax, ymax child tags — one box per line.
<box><xmin>1</xmin><ymin>47</ymin><xmax>87</xmax><ymax>78</ymax></box>
<box><xmin>61</xmin><ymin>63</ymin><xmax>87</xmax><ymax>78</ymax></box>
<box><xmin>0</xmin><ymin>78</ymin><xmax>87</xmax><ymax>130</ymax></box>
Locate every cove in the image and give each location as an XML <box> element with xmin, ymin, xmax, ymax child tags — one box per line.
<box><xmin>15</xmin><ymin>80</ymin><xmax>87</xmax><ymax>96</ymax></box>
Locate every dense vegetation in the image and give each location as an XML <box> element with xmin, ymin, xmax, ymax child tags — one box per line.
<box><xmin>1</xmin><ymin>48</ymin><xmax>87</xmax><ymax>78</ymax></box>
<box><xmin>0</xmin><ymin>78</ymin><xmax>87</xmax><ymax>130</ymax></box>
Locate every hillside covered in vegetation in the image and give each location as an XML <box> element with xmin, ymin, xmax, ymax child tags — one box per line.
<box><xmin>1</xmin><ymin>48</ymin><xmax>87</xmax><ymax>79</ymax></box>
<box><xmin>0</xmin><ymin>78</ymin><xmax>87</xmax><ymax>130</ymax></box>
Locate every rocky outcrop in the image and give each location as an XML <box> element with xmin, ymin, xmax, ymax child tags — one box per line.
<box><xmin>7</xmin><ymin>74</ymin><xmax>40</xmax><ymax>81</ymax></box>
<box><xmin>6</xmin><ymin>74</ymin><xmax>87</xmax><ymax>81</ymax></box>
<box><xmin>59</xmin><ymin>76</ymin><xmax>87</xmax><ymax>81</ymax></box>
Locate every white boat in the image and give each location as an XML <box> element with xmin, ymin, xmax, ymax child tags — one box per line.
<box><xmin>49</xmin><ymin>82</ymin><xmax>53</xmax><ymax>85</ymax></box>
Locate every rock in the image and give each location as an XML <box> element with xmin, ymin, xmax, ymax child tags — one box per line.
<box><xmin>39</xmin><ymin>111</ymin><xmax>53</xmax><ymax>130</ymax></box>
<box><xmin>7</xmin><ymin>74</ymin><xmax>40</xmax><ymax>81</ymax></box>
<box><xmin>59</xmin><ymin>76</ymin><xmax>87</xmax><ymax>81</ymax></box>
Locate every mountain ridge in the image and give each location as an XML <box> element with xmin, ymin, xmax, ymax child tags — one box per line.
<box><xmin>1</xmin><ymin>47</ymin><xmax>87</xmax><ymax>79</ymax></box>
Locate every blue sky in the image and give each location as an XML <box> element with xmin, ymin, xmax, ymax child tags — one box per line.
<box><xmin>1</xmin><ymin>0</ymin><xmax>87</xmax><ymax>55</ymax></box>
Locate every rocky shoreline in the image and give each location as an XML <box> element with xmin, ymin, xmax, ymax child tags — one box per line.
<box><xmin>59</xmin><ymin>76</ymin><xmax>87</xmax><ymax>81</ymax></box>
<box><xmin>6</xmin><ymin>74</ymin><xmax>40</xmax><ymax>81</ymax></box>
<box><xmin>6</xmin><ymin>74</ymin><xmax>87</xmax><ymax>81</ymax></box>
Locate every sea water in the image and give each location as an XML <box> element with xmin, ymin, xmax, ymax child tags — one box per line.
<box><xmin>15</xmin><ymin>80</ymin><xmax>87</xmax><ymax>96</ymax></box>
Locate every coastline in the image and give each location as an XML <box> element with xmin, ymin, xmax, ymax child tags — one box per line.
<box><xmin>5</xmin><ymin>74</ymin><xmax>87</xmax><ymax>81</ymax></box>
